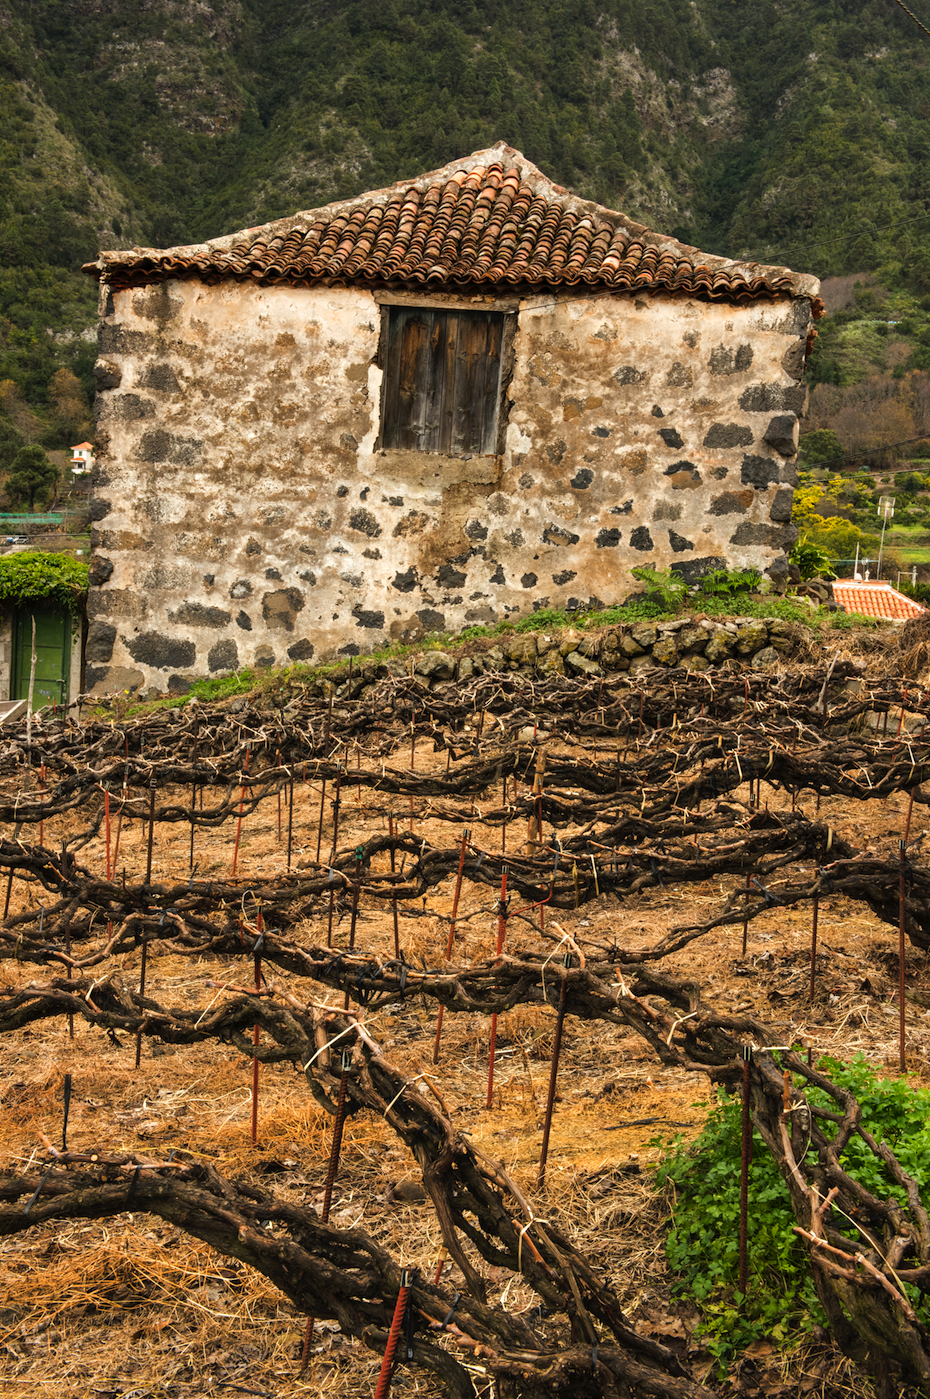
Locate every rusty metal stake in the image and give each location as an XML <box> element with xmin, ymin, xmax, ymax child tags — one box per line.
<box><xmin>373</xmin><ymin>1271</ymin><xmax>414</xmax><ymax>1399</ymax></box>
<box><xmin>326</xmin><ymin>869</ymin><xmax>336</xmax><ymax>949</ymax></box>
<box><xmin>537</xmin><ymin>952</ymin><xmax>571</xmax><ymax>1190</ymax></box>
<box><xmin>230</xmin><ymin>750</ymin><xmax>250</xmax><ymax>877</ymax></box>
<box><xmin>895</xmin><ymin>833</ymin><xmax>900</xmax><ymax>1074</ymax></box>
<box><xmin>432</xmin><ymin>828</ymin><xmax>469</xmax><ymax>1065</ymax></box>
<box><xmin>739</xmin><ymin>1046</ymin><xmax>752</xmax><ymax>1296</ymax></box>
<box><xmin>62</xmin><ymin>1073</ymin><xmax>71</xmax><ymax>1151</ymax></box>
<box><xmin>252</xmin><ymin>910</ymin><xmax>264</xmax><ymax>1147</ymax></box>
<box><xmin>809</xmin><ymin>895</ymin><xmax>819</xmax><ymax>1003</ymax></box>
<box><xmin>286</xmin><ymin>765</ymin><xmax>295</xmax><ymax>871</ymax></box>
<box><xmin>134</xmin><ymin>932</ymin><xmax>148</xmax><ymax>1070</ymax></box>
<box><xmin>325</xmin><ymin>769</ymin><xmax>344</xmax><ymax>951</ymax></box>
<box><xmin>300</xmin><ymin>1048</ymin><xmax>353</xmax><ymax>1371</ymax></box>
<box><xmin>315</xmin><ymin>776</ymin><xmax>327</xmax><ymax>863</ymax></box>
<box><xmin>343</xmin><ymin>883</ymin><xmax>360</xmax><ymax>1011</ymax></box>
<box><xmin>189</xmin><ymin>719</ymin><xmax>199</xmax><ymax>869</ymax></box>
<box><xmin>66</xmin><ymin>915</ymin><xmax>73</xmax><ymax>1040</ymax></box>
<box><xmin>389</xmin><ymin>814</ymin><xmax>400</xmax><ymax>957</ymax></box>
<box><xmin>486</xmin><ymin>866</ymin><xmax>509</xmax><ymax>1110</ymax></box>
<box><xmin>528</xmin><ymin>750</ymin><xmax>546</xmax><ymax>844</ymax></box>
<box><xmin>145</xmin><ymin>778</ymin><xmax>156</xmax><ymax>885</ymax></box>
<box><xmin>330</xmin><ymin>765</ymin><xmax>343</xmax><ymax>859</ymax></box>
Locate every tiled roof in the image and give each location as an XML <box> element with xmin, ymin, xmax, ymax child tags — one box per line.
<box><xmin>833</xmin><ymin>580</ymin><xmax>927</xmax><ymax>621</ymax></box>
<box><xmin>84</xmin><ymin>143</ymin><xmax>820</xmax><ymax>304</ymax></box>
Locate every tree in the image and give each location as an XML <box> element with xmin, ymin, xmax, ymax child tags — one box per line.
<box><xmin>0</xmin><ymin>413</ymin><xmax>25</xmax><ymax>473</ymax></box>
<box><xmin>48</xmin><ymin>366</ymin><xmax>91</xmax><ymax>442</ymax></box>
<box><xmin>798</xmin><ymin>428</ymin><xmax>845</xmax><ymax>468</ymax></box>
<box><xmin>4</xmin><ymin>443</ymin><xmax>59</xmax><ymax>511</ymax></box>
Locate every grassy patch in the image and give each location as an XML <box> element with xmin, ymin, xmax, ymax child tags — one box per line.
<box><xmin>696</xmin><ymin>595</ymin><xmax>815</xmax><ymax>624</ymax></box>
<box><xmin>828</xmin><ymin>610</ymin><xmax>884</xmax><ymax>629</ymax></box>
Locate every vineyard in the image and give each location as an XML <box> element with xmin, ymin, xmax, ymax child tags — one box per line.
<box><xmin>3</xmin><ymin>652</ymin><xmax>930</xmax><ymax>1398</ymax></box>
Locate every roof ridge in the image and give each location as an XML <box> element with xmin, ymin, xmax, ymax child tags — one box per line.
<box><xmin>84</xmin><ymin>143</ymin><xmax>820</xmax><ymax>303</ymax></box>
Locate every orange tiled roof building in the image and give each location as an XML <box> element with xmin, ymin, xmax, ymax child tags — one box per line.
<box><xmin>833</xmin><ymin>580</ymin><xmax>927</xmax><ymax>622</ymax></box>
<box><xmin>83</xmin><ymin>145</ymin><xmax>821</xmax><ymax>694</ymax></box>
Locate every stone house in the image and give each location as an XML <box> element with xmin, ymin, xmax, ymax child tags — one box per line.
<box><xmin>83</xmin><ymin>143</ymin><xmax>821</xmax><ymax>695</ymax></box>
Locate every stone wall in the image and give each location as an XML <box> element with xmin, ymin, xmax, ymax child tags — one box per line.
<box><xmin>259</xmin><ymin>614</ymin><xmax>800</xmax><ymax>701</ymax></box>
<box><xmin>87</xmin><ymin>276</ymin><xmax>812</xmax><ymax>695</ymax></box>
<box><xmin>418</xmin><ymin>614</ymin><xmax>796</xmax><ymax>688</ymax></box>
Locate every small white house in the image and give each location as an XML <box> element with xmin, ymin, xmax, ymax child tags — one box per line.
<box><xmin>70</xmin><ymin>441</ymin><xmax>95</xmax><ymax>474</ymax></box>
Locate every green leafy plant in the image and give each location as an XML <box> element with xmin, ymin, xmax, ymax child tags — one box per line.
<box><xmin>789</xmin><ymin>539</ymin><xmax>837</xmax><ymax>580</ymax></box>
<box><xmin>607</xmin><ymin>598</ymin><xmax>668</xmax><ymax>620</ymax></box>
<box><xmin>658</xmin><ymin>1056</ymin><xmax>930</xmax><ymax>1373</ymax></box>
<box><xmin>0</xmin><ymin>551</ymin><xmax>87</xmax><ymax>613</ymax></box>
<box><xmin>899</xmin><ymin>580</ymin><xmax>930</xmax><ymax>605</ymax></box>
<box><xmin>697</xmin><ymin>567</ymin><xmax>763</xmax><ymax>597</ymax></box>
<box><xmin>697</xmin><ymin>595</ymin><xmax>814</xmax><ymax>624</ymax></box>
<box><xmin>657</xmin><ymin>1097</ymin><xmax>823</xmax><ymax>1371</ymax></box>
<box><xmin>828</xmin><ymin>610</ymin><xmax>882</xmax><ymax>629</ymax></box>
<box><xmin>629</xmin><ymin>565</ymin><xmax>688</xmax><ymax>611</ymax></box>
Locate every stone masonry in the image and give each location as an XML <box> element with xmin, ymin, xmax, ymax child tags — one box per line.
<box><xmin>87</xmin><ymin>281</ymin><xmax>811</xmax><ymax>695</ymax></box>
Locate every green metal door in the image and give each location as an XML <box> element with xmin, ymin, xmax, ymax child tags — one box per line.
<box><xmin>11</xmin><ymin>606</ymin><xmax>70</xmax><ymax>709</ymax></box>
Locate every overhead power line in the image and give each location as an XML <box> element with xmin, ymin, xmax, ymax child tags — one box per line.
<box><xmin>739</xmin><ymin>206</ymin><xmax>930</xmax><ymax>268</ymax></box>
<box><xmin>892</xmin><ymin>0</ymin><xmax>930</xmax><ymax>40</ymax></box>
<box><xmin>803</xmin><ymin>434</ymin><xmax>930</xmax><ymax>471</ymax></box>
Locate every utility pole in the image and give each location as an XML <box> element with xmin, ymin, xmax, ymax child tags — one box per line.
<box><xmin>876</xmin><ymin>496</ymin><xmax>895</xmax><ymax>580</ymax></box>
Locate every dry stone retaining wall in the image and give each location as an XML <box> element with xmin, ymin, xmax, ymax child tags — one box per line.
<box><xmin>285</xmin><ymin>614</ymin><xmax>800</xmax><ymax>699</ymax></box>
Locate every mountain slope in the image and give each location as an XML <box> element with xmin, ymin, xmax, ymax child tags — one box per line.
<box><xmin>2</xmin><ymin>0</ymin><xmax>930</xmax><ymax>423</ymax></box>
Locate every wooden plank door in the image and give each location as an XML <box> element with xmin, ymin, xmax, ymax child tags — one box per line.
<box><xmin>11</xmin><ymin>606</ymin><xmax>70</xmax><ymax>709</ymax></box>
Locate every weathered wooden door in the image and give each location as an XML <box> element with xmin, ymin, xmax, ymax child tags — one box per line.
<box><xmin>11</xmin><ymin>606</ymin><xmax>71</xmax><ymax>709</ymax></box>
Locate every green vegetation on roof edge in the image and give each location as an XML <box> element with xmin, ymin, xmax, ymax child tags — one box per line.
<box><xmin>0</xmin><ymin>552</ymin><xmax>88</xmax><ymax>615</ymax></box>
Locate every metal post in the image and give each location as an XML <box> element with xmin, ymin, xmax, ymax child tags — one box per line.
<box><xmin>739</xmin><ymin>1046</ymin><xmax>753</xmax><ymax>1296</ymax></box>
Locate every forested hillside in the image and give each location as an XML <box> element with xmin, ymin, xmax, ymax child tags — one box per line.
<box><xmin>2</xmin><ymin>0</ymin><xmax>930</xmax><ymax>434</ymax></box>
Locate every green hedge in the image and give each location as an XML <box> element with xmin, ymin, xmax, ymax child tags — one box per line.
<box><xmin>0</xmin><ymin>552</ymin><xmax>88</xmax><ymax>614</ymax></box>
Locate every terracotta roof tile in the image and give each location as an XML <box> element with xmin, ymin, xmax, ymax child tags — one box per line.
<box><xmin>85</xmin><ymin>142</ymin><xmax>819</xmax><ymax>304</ymax></box>
<box><xmin>832</xmin><ymin>580</ymin><xmax>927</xmax><ymax>621</ymax></box>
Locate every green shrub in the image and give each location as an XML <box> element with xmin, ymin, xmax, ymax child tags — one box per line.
<box><xmin>899</xmin><ymin>580</ymin><xmax>930</xmax><ymax>605</ymax></box>
<box><xmin>0</xmin><ymin>551</ymin><xmax>87</xmax><ymax>613</ymax></box>
<box><xmin>698</xmin><ymin>595</ymin><xmax>813</xmax><ymax>623</ymax></box>
<box><xmin>658</xmin><ymin>1056</ymin><xmax>930</xmax><ymax>1372</ymax></box>
<box><xmin>829</xmin><ymin>610</ymin><xmax>882</xmax><ymax>628</ymax></box>
<box><xmin>697</xmin><ymin>567</ymin><xmax>762</xmax><ymax>597</ymax></box>
<box><xmin>790</xmin><ymin>539</ymin><xmax>836</xmax><ymax>580</ymax></box>
<box><xmin>514</xmin><ymin>607</ymin><xmax>569</xmax><ymax>632</ymax></box>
